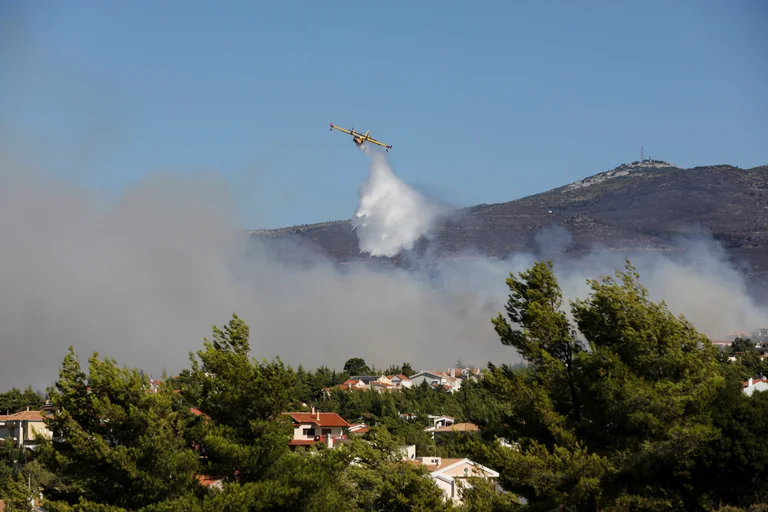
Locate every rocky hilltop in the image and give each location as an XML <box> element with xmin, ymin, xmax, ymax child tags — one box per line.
<box><xmin>250</xmin><ymin>160</ymin><xmax>768</xmax><ymax>293</ymax></box>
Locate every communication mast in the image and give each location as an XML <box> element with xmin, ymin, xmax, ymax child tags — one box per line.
<box><xmin>641</xmin><ymin>146</ymin><xmax>644</xmax><ymax>162</ymax></box>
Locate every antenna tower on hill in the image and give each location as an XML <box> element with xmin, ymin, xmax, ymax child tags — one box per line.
<box><xmin>641</xmin><ymin>146</ymin><xmax>644</xmax><ymax>162</ymax></box>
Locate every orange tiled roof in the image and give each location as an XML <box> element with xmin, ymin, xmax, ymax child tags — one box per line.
<box><xmin>196</xmin><ymin>474</ymin><xmax>224</xmax><ymax>487</ymax></box>
<box><xmin>284</xmin><ymin>412</ymin><xmax>350</xmax><ymax>427</ymax></box>
<box><xmin>0</xmin><ymin>410</ymin><xmax>47</xmax><ymax>422</ymax></box>
<box><xmin>408</xmin><ymin>457</ymin><xmax>466</xmax><ymax>472</ymax></box>
<box><xmin>189</xmin><ymin>408</ymin><xmax>211</xmax><ymax>421</ymax></box>
<box><xmin>289</xmin><ymin>439</ymin><xmax>319</xmax><ymax>446</ymax></box>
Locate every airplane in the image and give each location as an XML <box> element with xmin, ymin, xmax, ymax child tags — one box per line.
<box><xmin>330</xmin><ymin>123</ymin><xmax>392</xmax><ymax>152</ymax></box>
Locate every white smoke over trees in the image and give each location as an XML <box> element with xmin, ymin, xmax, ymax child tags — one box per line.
<box><xmin>0</xmin><ymin>147</ymin><xmax>767</xmax><ymax>392</ymax></box>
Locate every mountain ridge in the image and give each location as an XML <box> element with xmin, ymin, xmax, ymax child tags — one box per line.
<box><xmin>250</xmin><ymin>160</ymin><xmax>768</xmax><ymax>295</ymax></box>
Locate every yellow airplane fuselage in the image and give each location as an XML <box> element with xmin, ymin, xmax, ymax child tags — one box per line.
<box><xmin>353</xmin><ymin>130</ymin><xmax>370</xmax><ymax>146</ymax></box>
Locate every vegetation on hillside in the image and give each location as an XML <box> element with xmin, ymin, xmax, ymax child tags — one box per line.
<box><xmin>1</xmin><ymin>259</ymin><xmax>768</xmax><ymax>510</ymax></box>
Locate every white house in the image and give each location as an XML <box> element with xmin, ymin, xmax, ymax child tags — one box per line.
<box><xmin>387</xmin><ymin>374</ymin><xmax>413</xmax><ymax>389</ymax></box>
<box><xmin>409</xmin><ymin>370</ymin><xmax>462</xmax><ymax>392</ymax></box>
<box><xmin>409</xmin><ymin>456</ymin><xmax>499</xmax><ymax>504</ymax></box>
<box><xmin>283</xmin><ymin>408</ymin><xmax>350</xmax><ymax>448</ymax></box>
<box><xmin>743</xmin><ymin>377</ymin><xmax>768</xmax><ymax>396</ymax></box>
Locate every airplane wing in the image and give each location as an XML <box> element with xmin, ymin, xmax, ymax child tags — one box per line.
<box><xmin>364</xmin><ymin>137</ymin><xmax>392</xmax><ymax>149</ymax></box>
<box><xmin>330</xmin><ymin>123</ymin><xmax>354</xmax><ymax>135</ymax></box>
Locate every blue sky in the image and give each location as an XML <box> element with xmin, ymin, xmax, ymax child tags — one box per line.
<box><xmin>2</xmin><ymin>0</ymin><xmax>766</xmax><ymax>229</ymax></box>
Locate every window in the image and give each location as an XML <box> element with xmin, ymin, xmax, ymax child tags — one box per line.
<box><xmin>321</xmin><ymin>428</ymin><xmax>332</xmax><ymax>436</ymax></box>
<box><xmin>303</xmin><ymin>428</ymin><xmax>315</xmax><ymax>437</ymax></box>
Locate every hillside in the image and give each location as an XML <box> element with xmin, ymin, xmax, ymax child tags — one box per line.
<box><xmin>250</xmin><ymin>160</ymin><xmax>768</xmax><ymax>293</ymax></box>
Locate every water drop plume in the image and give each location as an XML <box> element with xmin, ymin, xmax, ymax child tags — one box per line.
<box><xmin>352</xmin><ymin>150</ymin><xmax>446</xmax><ymax>257</ymax></box>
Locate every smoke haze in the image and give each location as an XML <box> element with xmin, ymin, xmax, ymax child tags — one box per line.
<box><xmin>1</xmin><ymin>148</ymin><xmax>766</xmax><ymax>391</ymax></box>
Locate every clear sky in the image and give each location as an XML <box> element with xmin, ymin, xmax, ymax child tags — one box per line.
<box><xmin>2</xmin><ymin>0</ymin><xmax>766</xmax><ymax>229</ymax></box>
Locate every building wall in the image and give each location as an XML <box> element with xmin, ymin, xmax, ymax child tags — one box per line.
<box><xmin>408</xmin><ymin>374</ymin><xmax>443</xmax><ymax>387</ymax></box>
<box><xmin>398</xmin><ymin>444</ymin><xmax>416</xmax><ymax>460</ymax></box>
<box><xmin>25</xmin><ymin>421</ymin><xmax>52</xmax><ymax>441</ymax></box>
<box><xmin>0</xmin><ymin>424</ymin><xmax>15</xmax><ymax>441</ymax></box>
<box><xmin>433</xmin><ymin>477</ymin><xmax>456</xmax><ymax>501</ymax></box>
<box><xmin>442</xmin><ymin>462</ymin><xmax>492</xmax><ymax>479</ymax></box>
<box><xmin>0</xmin><ymin>420</ymin><xmax>52</xmax><ymax>447</ymax></box>
<box><xmin>293</xmin><ymin>424</ymin><xmax>345</xmax><ymax>440</ymax></box>
<box><xmin>745</xmin><ymin>381</ymin><xmax>768</xmax><ymax>396</ymax></box>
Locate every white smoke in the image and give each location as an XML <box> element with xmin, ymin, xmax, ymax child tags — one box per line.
<box><xmin>352</xmin><ymin>150</ymin><xmax>447</xmax><ymax>257</ymax></box>
<box><xmin>1</xmin><ymin>154</ymin><xmax>767</xmax><ymax>392</ymax></box>
<box><xmin>1</xmin><ymin>143</ymin><xmax>767</xmax><ymax>392</ymax></box>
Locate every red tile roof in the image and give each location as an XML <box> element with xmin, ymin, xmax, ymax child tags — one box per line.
<box><xmin>0</xmin><ymin>410</ymin><xmax>48</xmax><ymax>422</ymax></box>
<box><xmin>196</xmin><ymin>474</ymin><xmax>224</xmax><ymax>487</ymax></box>
<box><xmin>283</xmin><ymin>412</ymin><xmax>350</xmax><ymax>427</ymax></box>
<box><xmin>289</xmin><ymin>439</ymin><xmax>318</xmax><ymax>446</ymax></box>
<box><xmin>189</xmin><ymin>408</ymin><xmax>211</xmax><ymax>421</ymax></box>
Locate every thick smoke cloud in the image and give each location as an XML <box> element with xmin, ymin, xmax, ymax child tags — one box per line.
<box><xmin>1</xmin><ymin>148</ymin><xmax>766</xmax><ymax>392</ymax></box>
<box><xmin>0</xmin><ymin>154</ymin><xmax>514</xmax><ymax>391</ymax></box>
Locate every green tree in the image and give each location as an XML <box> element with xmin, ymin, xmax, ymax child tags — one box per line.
<box><xmin>35</xmin><ymin>347</ymin><xmax>200</xmax><ymax>510</ymax></box>
<box><xmin>457</xmin><ymin>476</ymin><xmax>522</xmax><ymax>511</ymax></box>
<box><xmin>343</xmin><ymin>358</ymin><xmax>370</xmax><ymax>376</ymax></box>
<box><xmin>492</xmin><ymin>260</ymin><xmax>583</xmax><ymax>425</ymax></box>
<box><xmin>0</xmin><ymin>386</ymin><xmax>42</xmax><ymax>414</ymax></box>
<box><xmin>347</xmin><ymin>428</ymin><xmax>451</xmax><ymax>511</ymax></box>
<box><xmin>180</xmin><ymin>314</ymin><xmax>298</xmax><ymax>484</ymax></box>
<box><xmin>1</xmin><ymin>472</ymin><xmax>32</xmax><ymax>511</ymax></box>
<box><xmin>471</xmin><ymin>260</ymin><xmax>728</xmax><ymax>510</ymax></box>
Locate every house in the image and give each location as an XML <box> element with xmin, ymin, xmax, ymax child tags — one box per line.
<box><xmin>387</xmin><ymin>374</ymin><xmax>412</xmax><ymax>389</ymax></box>
<box><xmin>322</xmin><ymin>376</ymin><xmax>392</xmax><ymax>395</ymax></box>
<box><xmin>429</xmin><ymin>422</ymin><xmax>480</xmax><ymax>440</ymax></box>
<box><xmin>348</xmin><ymin>423</ymin><xmax>370</xmax><ymax>435</ymax></box>
<box><xmin>409</xmin><ymin>370</ymin><xmax>462</xmax><ymax>392</ymax></box>
<box><xmin>409</xmin><ymin>456</ymin><xmax>499</xmax><ymax>504</ymax></box>
<box><xmin>743</xmin><ymin>377</ymin><xmax>768</xmax><ymax>396</ymax></box>
<box><xmin>709</xmin><ymin>340</ymin><xmax>732</xmax><ymax>350</ymax></box>
<box><xmin>427</xmin><ymin>415</ymin><xmax>455</xmax><ymax>429</ymax></box>
<box><xmin>349</xmin><ymin>375</ymin><xmax>392</xmax><ymax>386</ymax></box>
<box><xmin>196</xmin><ymin>474</ymin><xmax>224</xmax><ymax>490</ymax></box>
<box><xmin>423</xmin><ymin>415</ymin><xmax>455</xmax><ymax>434</ymax></box>
<box><xmin>283</xmin><ymin>407</ymin><xmax>350</xmax><ymax>448</ymax></box>
<box><xmin>399</xmin><ymin>444</ymin><xmax>417</xmax><ymax>460</ymax></box>
<box><xmin>323</xmin><ymin>374</ymin><xmax>412</xmax><ymax>395</ymax></box>
<box><xmin>0</xmin><ymin>409</ymin><xmax>53</xmax><ymax>449</ymax></box>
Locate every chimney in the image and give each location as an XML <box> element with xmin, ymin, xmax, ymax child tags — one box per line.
<box><xmin>450</xmin><ymin>368</ymin><xmax>455</xmax><ymax>378</ymax></box>
<box><xmin>749</xmin><ymin>377</ymin><xmax>754</xmax><ymax>387</ymax></box>
<box><xmin>311</xmin><ymin>406</ymin><xmax>315</xmax><ymax>414</ymax></box>
<box><xmin>316</xmin><ymin>409</ymin><xmax>320</xmax><ymax>421</ymax></box>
